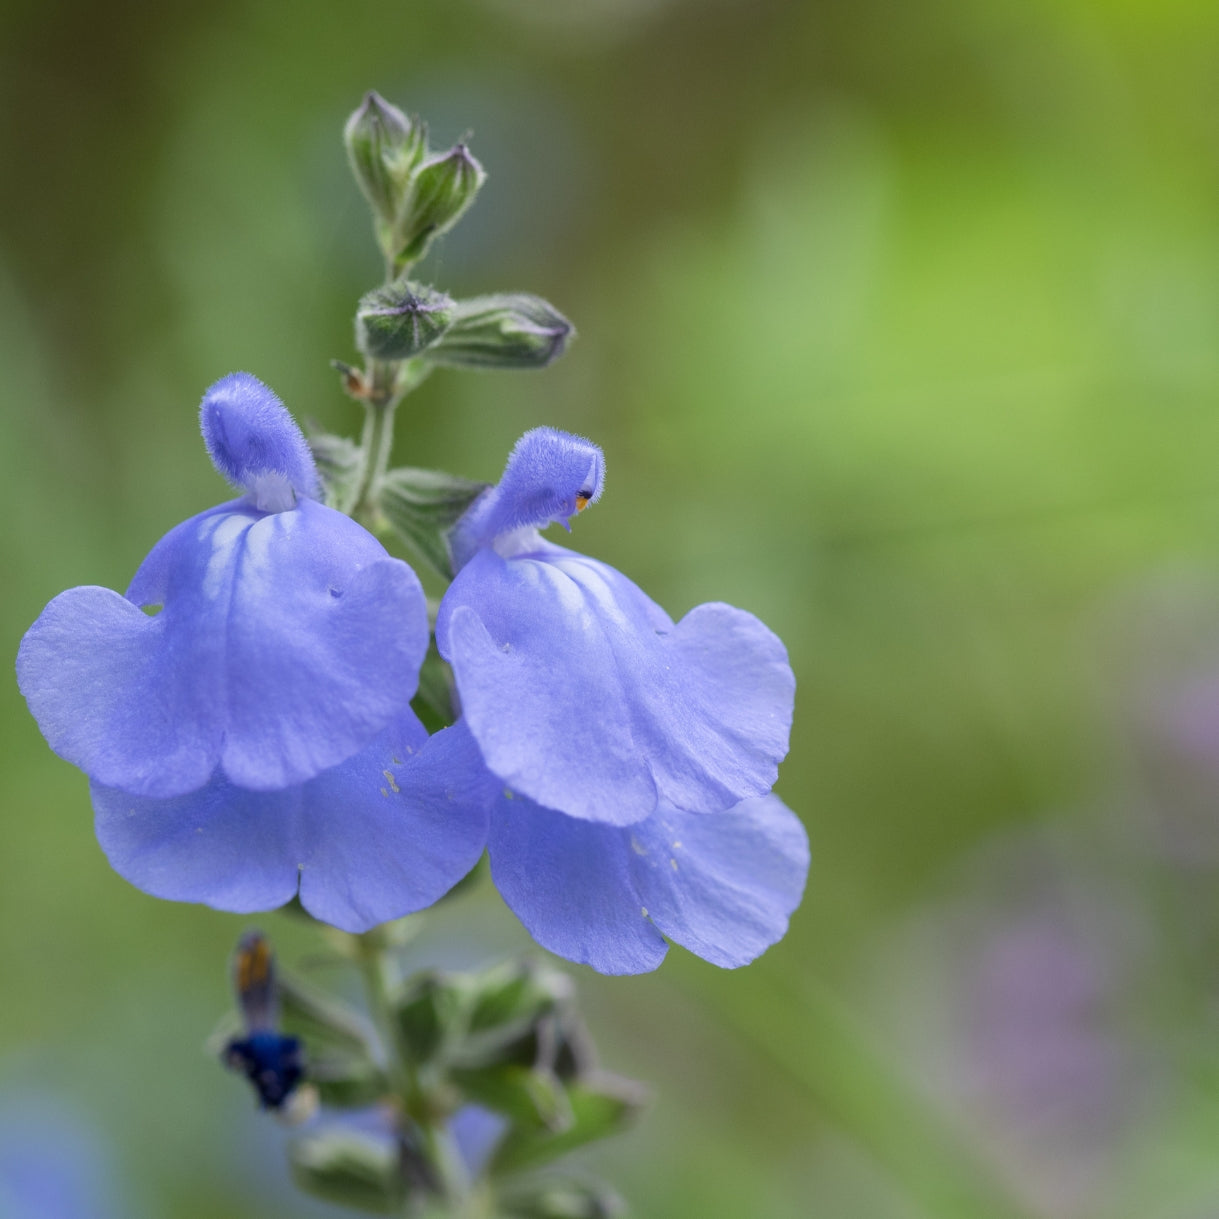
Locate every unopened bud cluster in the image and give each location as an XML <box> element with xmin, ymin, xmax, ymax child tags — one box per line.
<box><xmin>345</xmin><ymin>91</ymin><xmax>485</xmax><ymax>273</ymax></box>
<box><xmin>342</xmin><ymin>92</ymin><xmax>573</xmax><ymax>378</ymax></box>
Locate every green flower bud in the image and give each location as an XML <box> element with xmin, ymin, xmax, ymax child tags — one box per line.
<box><xmin>394</xmin><ymin>143</ymin><xmax>486</xmax><ymax>266</ymax></box>
<box><xmin>425</xmin><ymin>294</ymin><xmax>574</xmax><ymax>370</ymax></box>
<box><xmin>344</xmin><ymin>91</ymin><xmax>425</xmax><ymax>225</ymax></box>
<box><xmin>356</xmin><ymin>279</ymin><xmax>455</xmax><ymax>361</ymax></box>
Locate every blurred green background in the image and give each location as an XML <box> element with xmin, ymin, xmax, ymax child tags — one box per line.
<box><xmin>5</xmin><ymin>0</ymin><xmax>1219</xmax><ymax>1215</ymax></box>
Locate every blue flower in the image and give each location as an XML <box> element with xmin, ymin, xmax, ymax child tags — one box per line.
<box><xmin>438</xmin><ymin>428</ymin><xmax>796</xmax><ymax>827</ymax></box>
<box><xmin>18</xmin><ymin>373</ymin><xmax>487</xmax><ymax>930</ymax></box>
<box><xmin>437</xmin><ymin>428</ymin><xmax>807</xmax><ymax>973</ymax></box>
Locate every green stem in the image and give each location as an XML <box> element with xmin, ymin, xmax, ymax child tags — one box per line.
<box><xmin>349</xmin><ymin>358</ymin><xmax>435</xmax><ymax>524</ymax></box>
<box><xmin>354</xmin><ymin>928</ymin><xmax>469</xmax><ymax>1216</ymax></box>
<box><xmin>349</xmin><ymin>397</ymin><xmax>396</xmax><ymax>523</ymax></box>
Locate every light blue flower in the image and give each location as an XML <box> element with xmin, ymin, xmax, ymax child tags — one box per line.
<box><xmin>438</xmin><ymin>428</ymin><xmax>796</xmax><ymax>827</ymax></box>
<box><xmin>17</xmin><ymin>373</ymin><xmax>487</xmax><ymax>930</ymax></box>
<box><xmin>19</xmin><ymin>372</ymin><xmax>428</xmax><ymax>797</ymax></box>
<box><xmin>437</xmin><ymin>428</ymin><xmax>807</xmax><ymax>972</ymax></box>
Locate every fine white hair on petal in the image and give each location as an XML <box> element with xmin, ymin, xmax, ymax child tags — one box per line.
<box><xmin>250</xmin><ymin>471</ymin><xmax>296</xmax><ymax>514</ymax></box>
<box><xmin>200</xmin><ymin>371</ymin><xmax>320</xmax><ymax>506</ymax></box>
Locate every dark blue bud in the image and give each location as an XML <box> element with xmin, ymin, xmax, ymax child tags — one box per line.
<box><xmin>225</xmin><ymin>1030</ymin><xmax>306</xmax><ymax>1110</ymax></box>
<box><xmin>223</xmin><ymin>932</ymin><xmax>307</xmax><ymax>1110</ymax></box>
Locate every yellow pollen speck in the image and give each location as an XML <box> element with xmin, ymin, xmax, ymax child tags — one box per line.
<box><xmin>670</xmin><ymin>858</ymin><xmax>678</xmax><ymax>871</ymax></box>
<box><xmin>503</xmin><ymin>788</ymin><xmax>515</xmax><ymax>800</ymax></box>
<box><xmin>672</xmin><ymin>841</ymin><xmax>682</xmax><ymax>849</ymax></box>
<box><xmin>576</xmin><ymin>494</ymin><xmax>590</xmax><ymax>512</ymax></box>
<box><xmin>380</xmin><ymin>787</ymin><xmax>389</xmax><ymax>797</ymax></box>
<box><xmin>382</xmin><ymin>770</ymin><xmax>400</xmax><ymax>793</ymax></box>
<box><xmin>641</xmin><ymin>906</ymin><xmax>648</xmax><ymax>918</ymax></box>
<box><xmin>630</xmin><ymin>835</ymin><xmax>647</xmax><ymax>856</ymax></box>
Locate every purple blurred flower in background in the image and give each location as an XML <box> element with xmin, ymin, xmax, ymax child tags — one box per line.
<box><xmin>1122</xmin><ymin>581</ymin><xmax>1219</xmax><ymax>872</ymax></box>
<box><xmin>17</xmin><ymin>374</ymin><xmax>487</xmax><ymax>930</ymax></box>
<box><xmin>438</xmin><ymin>428</ymin><xmax>807</xmax><ymax>973</ymax></box>
<box><xmin>876</xmin><ymin>833</ymin><xmax>1154</xmax><ymax>1219</ymax></box>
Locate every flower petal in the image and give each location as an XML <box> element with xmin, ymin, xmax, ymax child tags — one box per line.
<box><xmin>216</xmin><ymin>503</ymin><xmax>428</xmax><ymax>790</ymax></box>
<box><xmin>92</xmin><ymin>770</ymin><xmax>299</xmax><ymax>916</ymax></box>
<box><xmin>93</xmin><ymin>716</ymin><xmax>492</xmax><ymax>932</ymax></box>
<box><xmin>451</xmin><ymin>428</ymin><xmax>604</xmax><ymax>567</ymax></box>
<box><xmin>200</xmin><ymin>372</ymin><xmax>320</xmax><ymax>506</ymax></box>
<box><xmin>437</xmin><ymin>546</ymin><xmax>793</xmax><ymax>824</ymax></box>
<box><xmin>17</xmin><ymin>584</ymin><xmax>222</xmax><ymax>798</ymax></box>
<box><xmin>22</xmin><ymin>498</ymin><xmax>428</xmax><ymax>797</ymax></box>
<box><xmin>296</xmin><ymin>721</ymin><xmax>493</xmax><ymax>931</ymax></box>
<box><xmin>628</xmin><ymin>794</ymin><xmax>809</xmax><ymax>968</ymax></box>
<box><xmin>488</xmin><ymin>793</ymin><xmax>668</xmax><ymax>975</ymax></box>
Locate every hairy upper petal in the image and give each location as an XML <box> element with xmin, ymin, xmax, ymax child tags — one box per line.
<box><xmin>20</xmin><ymin>498</ymin><xmax>428</xmax><ymax>797</ymax></box>
<box><xmin>437</xmin><ymin>545</ymin><xmax>794</xmax><ymax>825</ymax></box>
<box><xmin>200</xmin><ymin>371</ymin><xmax>320</xmax><ymax>507</ymax></box>
<box><xmin>488</xmin><ymin>792</ymin><xmax>668</xmax><ymax>975</ymax></box>
<box><xmin>92</xmin><ymin>715</ymin><xmax>492</xmax><ymax>932</ymax></box>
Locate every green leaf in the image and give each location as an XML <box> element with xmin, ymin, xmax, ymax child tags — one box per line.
<box><xmin>278</xmin><ymin>973</ymin><xmax>380</xmax><ymax>1058</ymax></box>
<box><xmin>488</xmin><ymin>1075</ymin><xmax>649</xmax><ymax>1177</ymax></box>
<box><xmin>290</xmin><ymin>1124</ymin><xmax>406</xmax><ymax>1214</ymax></box>
<box><xmin>450</xmin><ymin>1063</ymin><xmax>571</xmax><ymax>1132</ymax></box>
<box><xmin>464</xmin><ymin>960</ymin><xmax>571</xmax><ymax>1034</ymax></box>
<box><xmin>306</xmin><ymin>425</ymin><xmax>363</xmax><ymax>511</ymax></box>
<box><xmin>377</xmin><ymin>466</ymin><xmax>487</xmax><ymax>579</ymax></box>
<box><xmin>278</xmin><ymin>974</ymin><xmax>391</xmax><ymax>1107</ymax></box>
<box><xmin>447</xmin><ymin>960</ymin><xmax>574</xmax><ymax>1077</ymax></box>
<box><xmin>392</xmin><ymin>971</ymin><xmax>471</xmax><ymax>1067</ymax></box>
